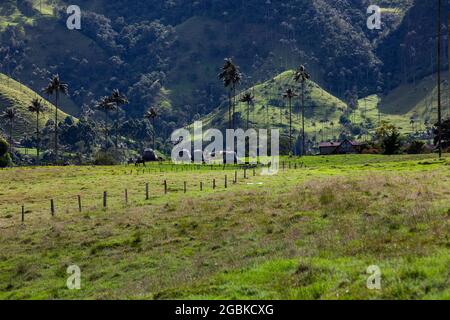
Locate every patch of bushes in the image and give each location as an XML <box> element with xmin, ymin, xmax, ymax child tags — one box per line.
<box><xmin>405</xmin><ymin>140</ymin><xmax>425</xmax><ymax>154</ymax></box>
<box><xmin>93</xmin><ymin>151</ymin><xmax>117</xmax><ymax>165</ymax></box>
<box><xmin>0</xmin><ymin>137</ymin><xmax>11</xmax><ymax>168</ymax></box>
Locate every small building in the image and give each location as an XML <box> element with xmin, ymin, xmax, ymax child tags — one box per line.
<box><xmin>319</xmin><ymin>139</ymin><xmax>364</xmax><ymax>155</ymax></box>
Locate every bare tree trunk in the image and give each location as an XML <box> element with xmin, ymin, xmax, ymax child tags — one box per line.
<box><xmin>437</xmin><ymin>0</ymin><xmax>443</xmax><ymax>158</ymax></box>
<box><xmin>115</xmin><ymin>108</ymin><xmax>119</xmax><ymax>151</ymax></box>
<box><xmin>9</xmin><ymin>120</ymin><xmax>13</xmax><ymax>150</ymax></box>
<box><xmin>301</xmin><ymin>82</ymin><xmax>306</xmax><ymax>157</ymax></box>
<box><xmin>54</xmin><ymin>91</ymin><xmax>59</xmax><ymax>163</ymax></box>
<box><xmin>152</xmin><ymin>118</ymin><xmax>156</xmax><ymax>150</ymax></box>
<box><xmin>289</xmin><ymin>98</ymin><xmax>292</xmax><ymax>155</ymax></box>
<box><xmin>232</xmin><ymin>85</ymin><xmax>237</xmax><ymax>129</ymax></box>
<box><xmin>246</xmin><ymin>102</ymin><xmax>250</xmax><ymax>130</ymax></box>
<box><xmin>36</xmin><ymin>114</ymin><xmax>40</xmax><ymax>165</ymax></box>
<box><xmin>228</xmin><ymin>90</ymin><xmax>232</xmax><ymax>129</ymax></box>
<box><xmin>105</xmin><ymin>111</ymin><xmax>109</xmax><ymax>151</ymax></box>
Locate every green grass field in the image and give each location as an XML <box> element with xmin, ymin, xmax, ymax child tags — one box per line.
<box><xmin>0</xmin><ymin>153</ymin><xmax>449</xmax><ymax>299</ymax></box>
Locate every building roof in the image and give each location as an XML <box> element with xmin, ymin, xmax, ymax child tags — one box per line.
<box><xmin>319</xmin><ymin>139</ymin><xmax>363</xmax><ymax>148</ymax></box>
<box><xmin>319</xmin><ymin>142</ymin><xmax>340</xmax><ymax>148</ymax></box>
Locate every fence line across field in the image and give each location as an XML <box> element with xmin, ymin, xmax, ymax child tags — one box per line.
<box><xmin>16</xmin><ymin>162</ymin><xmax>305</xmax><ymax>225</ymax></box>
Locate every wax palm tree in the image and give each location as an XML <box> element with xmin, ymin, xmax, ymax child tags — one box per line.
<box><xmin>294</xmin><ymin>65</ymin><xmax>310</xmax><ymax>156</ymax></box>
<box><xmin>96</xmin><ymin>96</ymin><xmax>116</xmax><ymax>150</ymax></box>
<box><xmin>437</xmin><ymin>0</ymin><xmax>443</xmax><ymax>158</ymax></box>
<box><xmin>240</xmin><ymin>92</ymin><xmax>255</xmax><ymax>130</ymax></box>
<box><xmin>43</xmin><ymin>74</ymin><xmax>68</xmax><ymax>163</ymax></box>
<box><xmin>219</xmin><ymin>58</ymin><xmax>241</xmax><ymax>129</ymax></box>
<box><xmin>283</xmin><ymin>88</ymin><xmax>297</xmax><ymax>155</ymax></box>
<box><xmin>145</xmin><ymin>107</ymin><xmax>159</xmax><ymax>150</ymax></box>
<box><xmin>109</xmin><ymin>89</ymin><xmax>128</xmax><ymax>150</ymax></box>
<box><xmin>1</xmin><ymin>107</ymin><xmax>23</xmax><ymax>150</ymax></box>
<box><xmin>28</xmin><ymin>99</ymin><xmax>46</xmax><ymax>164</ymax></box>
<box><xmin>232</xmin><ymin>70</ymin><xmax>242</xmax><ymax>129</ymax></box>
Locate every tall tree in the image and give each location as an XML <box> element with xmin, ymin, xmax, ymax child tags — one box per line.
<box><xmin>437</xmin><ymin>0</ymin><xmax>443</xmax><ymax>158</ymax></box>
<box><xmin>283</xmin><ymin>88</ymin><xmax>297</xmax><ymax>155</ymax></box>
<box><xmin>43</xmin><ymin>74</ymin><xmax>68</xmax><ymax>163</ymax></box>
<box><xmin>145</xmin><ymin>107</ymin><xmax>159</xmax><ymax>150</ymax></box>
<box><xmin>109</xmin><ymin>89</ymin><xmax>129</xmax><ymax>150</ymax></box>
<box><xmin>294</xmin><ymin>65</ymin><xmax>310</xmax><ymax>156</ymax></box>
<box><xmin>28</xmin><ymin>99</ymin><xmax>46</xmax><ymax>164</ymax></box>
<box><xmin>239</xmin><ymin>92</ymin><xmax>255</xmax><ymax>130</ymax></box>
<box><xmin>96</xmin><ymin>96</ymin><xmax>116</xmax><ymax>150</ymax></box>
<box><xmin>219</xmin><ymin>58</ymin><xmax>241</xmax><ymax>129</ymax></box>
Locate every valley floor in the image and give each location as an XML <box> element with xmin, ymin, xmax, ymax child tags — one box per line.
<box><xmin>0</xmin><ymin>154</ymin><xmax>449</xmax><ymax>299</ymax></box>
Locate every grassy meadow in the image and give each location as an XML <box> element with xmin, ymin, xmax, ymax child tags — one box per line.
<box><xmin>0</xmin><ymin>154</ymin><xmax>449</xmax><ymax>299</ymax></box>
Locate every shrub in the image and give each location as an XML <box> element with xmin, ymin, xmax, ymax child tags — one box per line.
<box><xmin>0</xmin><ymin>138</ymin><xmax>11</xmax><ymax>168</ymax></box>
<box><xmin>0</xmin><ymin>137</ymin><xmax>8</xmax><ymax>155</ymax></box>
<box><xmin>0</xmin><ymin>153</ymin><xmax>11</xmax><ymax>168</ymax></box>
<box><xmin>94</xmin><ymin>151</ymin><xmax>117</xmax><ymax>165</ymax></box>
<box><xmin>406</xmin><ymin>140</ymin><xmax>425</xmax><ymax>154</ymax></box>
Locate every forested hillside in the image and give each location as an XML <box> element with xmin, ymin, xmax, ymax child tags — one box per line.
<box><xmin>0</xmin><ymin>72</ymin><xmax>72</xmax><ymax>139</ymax></box>
<box><xmin>0</xmin><ymin>0</ymin><xmax>446</xmax><ymax>139</ymax></box>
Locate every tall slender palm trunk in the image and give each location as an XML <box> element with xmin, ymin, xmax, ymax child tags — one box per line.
<box><xmin>115</xmin><ymin>109</ymin><xmax>119</xmax><ymax>151</ymax></box>
<box><xmin>246</xmin><ymin>102</ymin><xmax>250</xmax><ymax>130</ymax></box>
<box><xmin>152</xmin><ymin>118</ymin><xmax>156</xmax><ymax>150</ymax></box>
<box><xmin>289</xmin><ymin>98</ymin><xmax>292</xmax><ymax>154</ymax></box>
<box><xmin>232</xmin><ymin>85</ymin><xmax>236</xmax><ymax>129</ymax></box>
<box><xmin>301</xmin><ymin>82</ymin><xmax>306</xmax><ymax>157</ymax></box>
<box><xmin>54</xmin><ymin>91</ymin><xmax>59</xmax><ymax>163</ymax></box>
<box><xmin>228</xmin><ymin>90</ymin><xmax>232</xmax><ymax>129</ymax></box>
<box><xmin>105</xmin><ymin>111</ymin><xmax>109</xmax><ymax>150</ymax></box>
<box><xmin>437</xmin><ymin>0</ymin><xmax>443</xmax><ymax>158</ymax></box>
<box><xmin>36</xmin><ymin>114</ymin><xmax>40</xmax><ymax>165</ymax></box>
<box><xmin>9</xmin><ymin>120</ymin><xmax>13</xmax><ymax>150</ymax></box>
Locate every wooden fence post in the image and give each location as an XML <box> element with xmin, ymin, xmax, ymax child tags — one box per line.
<box><xmin>21</xmin><ymin>205</ymin><xmax>24</xmax><ymax>223</ymax></box>
<box><xmin>200</xmin><ymin>181</ymin><xmax>203</xmax><ymax>191</ymax></box>
<box><xmin>146</xmin><ymin>183</ymin><xmax>149</xmax><ymax>200</ymax></box>
<box><xmin>234</xmin><ymin>170</ymin><xmax>237</xmax><ymax>184</ymax></box>
<box><xmin>125</xmin><ymin>189</ymin><xmax>128</xmax><ymax>204</ymax></box>
<box><xmin>184</xmin><ymin>181</ymin><xmax>187</xmax><ymax>193</ymax></box>
<box><xmin>213</xmin><ymin>179</ymin><xmax>216</xmax><ymax>189</ymax></box>
<box><xmin>77</xmin><ymin>195</ymin><xmax>82</xmax><ymax>212</ymax></box>
<box><xmin>164</xmin><ymin>180</ymin><xmax>168</xmax><ymax>194</ymax></box>
<box><xmin>50</xmin><ymin>199</ymin><xmax>55</xmax><ymax>216</ymax></box>
<box><xmin>225</xmin><ymin>175</ymin><xmax>227</xmax><ymax>188</ymax></box>
<box><xmin>103</xmin><ymin>192</ymin><xmax>107</xmax><ymax>208</ymax></box>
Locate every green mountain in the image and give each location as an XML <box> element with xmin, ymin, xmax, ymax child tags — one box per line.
<box><xmin>0</xmin><ymin>73</ymin><xmax>72</xmax><ymax>140</ymax></box>
<box><xmin>199</xmin><ymin>70</ymin><xmax>346</xmax><ymax>133</ymax></box>
<box><xmin>0</xmin><ymin>1</ymin><xmax>416</xmax><ymax>118</ymax></box>
<box><xmin>0</xmin><ymin>0</ymin><xmax>446</xmax><ymax>144</ymax></box>
<box><xmin>198</xmin><ymin>69</ymin><xmax>449</xmax><ymax>141</ymax></box>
